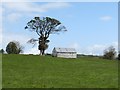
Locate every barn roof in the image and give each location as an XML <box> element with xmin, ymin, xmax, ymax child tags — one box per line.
<box><xmin>54</xmin><ymin>47</ymin><xmax>76</xmax><ymax>53</ymax></box>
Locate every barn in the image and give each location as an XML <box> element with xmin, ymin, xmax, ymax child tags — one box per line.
<box><xmin>52</xmin><ymin>47</ymin><xmax>77</xmax><ymax>58</ymax></box>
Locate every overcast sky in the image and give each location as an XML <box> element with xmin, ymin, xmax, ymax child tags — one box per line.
<box><xmin>1</xmin><ymin>1</ymin><xmax>118</xmax><ymax>55</ymax></box>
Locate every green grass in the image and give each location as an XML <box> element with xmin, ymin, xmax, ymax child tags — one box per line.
<box><xmin>0</xmin><ymin>54</ymin><xmax>2</xmax><ymax>89</ymax></box>
<box><xmin>2</xmin><ymin>54</ymin><xmax>118</xmax><ymax>88</ymax></box>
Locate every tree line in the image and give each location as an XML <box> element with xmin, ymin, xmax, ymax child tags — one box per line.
<box><xmin>1</xmin><ymin>43</ymin><xmax>120</xmax><ymax>60</ymax></box>
<box><xmin>0</xmin><ymin>16</ymin><xmax>119</xmax><ymax>60</ymax></box>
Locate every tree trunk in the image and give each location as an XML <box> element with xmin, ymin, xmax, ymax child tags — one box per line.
<box><xmin>40</xmin><ymin>50</ymin><xmax>42</xmax><ymax>55</ymax></box>
<box><xmin>42</xmin><ymin>49</ymin><xmax>45</xmax><ymax>56</ymax></box>
<box><xmin>39</xmin><ymin>50</ymin><xmax>45</xmax><ymax>56</ymax></box>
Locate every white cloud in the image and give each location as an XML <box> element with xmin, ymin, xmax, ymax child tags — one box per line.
<box><xmin>67</xmin><ymin>42</ymin><xmax>118</xmax><ymax>55</ymax></box>
<box><xmin>2</xmin><ymin>32</ymin><xmax>30</xmax><ymax>50</ymax></box>
<box><xmin>6</xmin><ymin>13</ymin><xmax>22</xmax><ymax>22</ymax></box>
<box><xmin>2</xmin><ymin>30</ymin><xmax>40</xmax><ymax>54</ymax></box>
<box><xmin>40</xmin><ymin>2</ymin><xmax>70</xmax><ymax>12</ymax></box>
<box><xmin>3</xmin><ymin>2</ymin><xmax>70</xmax><ymax>13</ymax></box>
<box><xmin>69</xmin><ymin>43</ymin><xmax>79</xmax><ymax>49</ymax></box>
<box><xmin>0</xmin><ymin>6</ymin><xmax>3</xmax><ymax>15</ymax></box>
<box><xmin>100</xmin><ymin>16</ymin><xmax>112</xmax><ymax>21</ymax></box>
<box><xmin>24</xmin><ymin>47</ymin><xmax>39</xmax><ymax>55</ymax></box>
<box><xmin>3</xmin><ymin>2</ymin><xmax>45</xmax><ymax>13</ymax></box>
<box><xmin>79</xmin><ymin>42</ymin><xmax>118</xmax><ymax>55</ymax></box>
<box><xmin>68</xmin><ymin>42</ymin><xmax>81</xmax><ymax>54</ymax></box>
<box><xmin>2</xmin><ymin>2</ymin><xmax>70</xmax><ymax>22</ymax></box>
<box><xmin>0</xmin><ymin>27</ymin><xmax>2</xmax><ymax>46</ymax></box>
<box><xmin>0</xmin><ymin>4</ymin><xmax>2</xmax><ymax>48</ymax></box>
<box><xmin>111</xmin><ymin>42</ymin><xmax>118</xmax><ymax>53</ymax></box>
<box><xmin>0</xmin><ymin>5</ymin><xmax>2</xmax><ymax>27</ymax></box>
<box><xmin>86</xmin><ymin>44</ymin><xmax>108</xmax><ymax>55</ymax></box>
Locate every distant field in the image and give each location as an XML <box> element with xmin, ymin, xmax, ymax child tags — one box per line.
<box><xmin>2</xmin><ymin>54</ymin><xmax>118</xmax><ymax>88</ymax></box>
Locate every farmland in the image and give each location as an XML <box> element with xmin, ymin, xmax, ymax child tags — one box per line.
<box><xmin>2</xmin><ymin>54</ymin><xmax>118</xmax><ymax>88</ymax></box>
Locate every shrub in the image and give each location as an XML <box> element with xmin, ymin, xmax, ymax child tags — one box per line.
<box><xmin>103</xmin><ymin>46</ymin><xmax>116</xmax><ymax>60</ymax></box>
<box><xmin>6</xmin><ymin>41</ymin><xmax>24</xmax><ymax>54</ymax></box>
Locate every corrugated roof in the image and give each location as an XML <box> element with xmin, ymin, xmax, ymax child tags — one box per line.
<box><xmin>54</xmin><ymin>47</ymin><xmax>76</xmax><ymax>53</ymax></box>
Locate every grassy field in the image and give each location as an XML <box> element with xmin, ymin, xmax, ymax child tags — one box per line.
<box><xmin>0</xmin><ymin>54</ymin><xmax>2</xmax><ymax>89</ymax></box>
<box><xmin>2</xmin><ymin>54</ymin><xmax>118</xmax><ymax>88</ymax></box>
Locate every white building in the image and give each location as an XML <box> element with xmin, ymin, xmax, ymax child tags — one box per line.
<box><xmin>52</xmin><ymin>47</ymin><xmax>77</xmax><ymax>58</ymax></box>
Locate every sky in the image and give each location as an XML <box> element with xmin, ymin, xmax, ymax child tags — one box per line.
<box><xmin>0</xmin><ymin>1</ymin><xmax>118</xmax><ymax>55</ymax></box>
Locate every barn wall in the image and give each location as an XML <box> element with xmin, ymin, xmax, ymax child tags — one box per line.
<box><xmin>57</xmin><ymin>52</ymin><xmax>77</xmax><ymax>58</ymax></box>
<box><xmin>52</xmin><ymin>49</ymin><xmax>57</xmax><ymax>57</ymax></box>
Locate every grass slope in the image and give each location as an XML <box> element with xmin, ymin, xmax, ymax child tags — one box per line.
<box><xmin>2</xmin><ymin>54</ymin><xmax>118</xmax><ymax>88</ymax></box>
